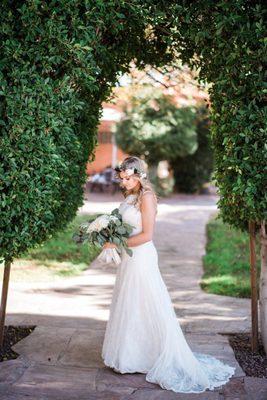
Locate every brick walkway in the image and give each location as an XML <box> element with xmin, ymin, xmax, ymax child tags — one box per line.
<box><xmin>1</xmin><ymin>193</ymin><xmax>266</xmax><ymax>399</ymax></box>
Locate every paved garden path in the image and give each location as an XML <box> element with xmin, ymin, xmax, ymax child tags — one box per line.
<box><xmin>1</xmin><ymin>193</ymin><xmax>266</xmax><ymax>399</ymax></box>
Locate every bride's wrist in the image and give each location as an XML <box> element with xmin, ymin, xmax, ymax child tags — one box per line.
<box><xmin>103</xmin><ymin>242</ymin><xmax>116</xmax><ymax>249</ymax></box>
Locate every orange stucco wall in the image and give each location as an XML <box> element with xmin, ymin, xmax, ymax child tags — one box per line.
<box><xmin>86</xmin><ymin>143</ymin><xmax>127</xmax><ymax>174</ymax></box>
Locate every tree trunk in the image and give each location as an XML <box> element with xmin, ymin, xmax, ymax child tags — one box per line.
<box><xmin>259</xmin><ymin>220</ymin><xmax>267</xmax><ymax>353</ymax></box>
<box><xmin>0</xmin><ymin>259</ymin><xmax>11</xmax><ymax>348</ymax></box>
<box><xmin>249</xmin><ymin>221</ymin><xmax>259</xmax><ymax>352</ymax></box>
<box><xmin>148</xmin><ymin>163</ymin><xmax>158</xmax><ymax>182</ymax></box>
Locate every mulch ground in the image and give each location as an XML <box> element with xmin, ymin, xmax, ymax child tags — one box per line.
<box><xmin>0</xmin><ymin>326</ymin><xmax>266</xmax><ymax>379</ymax></box>
<box><xmin>227</xmin><ymin>331</ymin><xmax>267</xmax><ymax>378</ymax></box>
<box><xmin>0</xmin><ymin>325</ymin><xmax>36</xmax><ymax>362</ymax></box>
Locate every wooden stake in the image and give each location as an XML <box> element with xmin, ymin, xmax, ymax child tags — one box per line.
<box><xmin>249</xmin><ymin>220</ymin><xmax>258</xmax><ymax>352</ymax></box>
<box><xmin>259</xmin><ymin>220</ymin><xmax>267</xmax><ymax>353</ymax></box>
<box><xmin>0</xmin><ymin>260</ymin><xmax>11</xmax><ymax>348</ymax></box>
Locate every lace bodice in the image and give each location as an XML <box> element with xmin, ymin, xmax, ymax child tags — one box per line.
<box><xmin>119</xmin><ymin>194</ymin><xmax>142</xmax><ymax>237</ymax></box>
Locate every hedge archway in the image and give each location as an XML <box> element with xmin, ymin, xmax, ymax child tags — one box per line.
<box><xmin>0</xmin><ymin>1</ymin><xmax>266</xmax><ymax>350</ymax></box>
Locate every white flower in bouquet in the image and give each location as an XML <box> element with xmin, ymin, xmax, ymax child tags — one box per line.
<box><xmin>86</xmin><ymin>214</ymin><xmax>110</xmax><ymax>233</ymax></box>
<box><xmin>109</xmin><ymin>215</ymin><xmax>119</xmax><ymax>223</ymax></box>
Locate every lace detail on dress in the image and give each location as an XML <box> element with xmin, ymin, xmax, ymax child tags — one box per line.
<box><xmin>119</xmin><ymin>194</ymin><xmax>142</xmax><ymax>236</ymax></box>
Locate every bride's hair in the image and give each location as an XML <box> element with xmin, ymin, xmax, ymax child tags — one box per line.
<box><xmin>115</xmin><ymin>156</ymin><xmax>158</xmax><ymax>211</ymax></box>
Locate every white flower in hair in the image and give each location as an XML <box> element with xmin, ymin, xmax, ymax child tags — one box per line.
<box><xmin>140</xmin><ymin>172</ymin><xmax>147</xmax><ymax>179</ymax></box>
<box><xmin>125</xmin><ymin>168</ymin><xmax>135</xmax><ymax>176</ymax></box>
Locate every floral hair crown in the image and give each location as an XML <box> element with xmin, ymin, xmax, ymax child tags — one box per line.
<box><xmin>114</xmin><ymin>164</ymin><xmax>147</xmax><ymax>179</ymax></box>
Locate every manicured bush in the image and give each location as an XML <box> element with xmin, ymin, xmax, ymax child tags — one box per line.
<box><xmin>0</xmin><ymin>1</ymin><xmax>172</xmax><ymax>263</ymax></box>
<box><xmin>166</xmin><ymin>1</ymin><xmax>266</xmax><ymax>231</ymax></box>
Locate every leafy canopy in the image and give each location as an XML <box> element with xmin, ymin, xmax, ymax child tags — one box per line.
<box><xmin>114</xmin><ymin>86</ymin><xmax>198</xmax><ymax>165</ymax></box>
<box><xmin>0</xmin><ymin>1</ymin><xmax>266</xmax><ymax>264</ymax></box>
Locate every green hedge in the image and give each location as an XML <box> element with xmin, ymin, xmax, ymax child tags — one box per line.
<box><xmin>168</xmin><ymin>1</ymin><xmax>267</xmax><ymax>231</ymax></box>
<box><xmin>0</xmin><ymin>1</ymin><xmax>172</xmax><ymax>263</ymax></box>
<box><xmin>1</xmin><ymin>1</ymin><xmax>266</xmax><ymax>265</ymax></box>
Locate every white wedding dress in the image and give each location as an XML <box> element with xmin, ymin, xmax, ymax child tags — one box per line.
<box><xmin>101</xmin><ymin>194</ymin><xmax>236</xmax><ymax>393</ymax></box>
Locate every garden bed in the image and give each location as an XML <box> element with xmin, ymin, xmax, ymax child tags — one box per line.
<box><xmin>0</xmin><ymin>325</ymin><xmax>36</xmax><ymax>362</ymax></box>
<box><xmin>227</xmin><ymin>331</ymin><xmax>266</xmax><ymax>378</ymax></box>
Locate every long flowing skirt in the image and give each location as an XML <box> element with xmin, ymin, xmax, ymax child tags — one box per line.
<box><xmin>101</xmin><ymin>241</ymin><xmax>236</xmax><ymax>393</ymax></box>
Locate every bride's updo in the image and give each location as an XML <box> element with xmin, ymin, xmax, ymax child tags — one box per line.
<box><xmin>114</xmin><ymin>156</ymin><xmax>158</xmax><ymax>211</ymax></box>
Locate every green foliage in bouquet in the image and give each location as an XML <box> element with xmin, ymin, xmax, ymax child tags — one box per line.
<box><xmin>72</xmin><ymin>209</ymin><xmax>134</xmax><ymax>256</ymax></box>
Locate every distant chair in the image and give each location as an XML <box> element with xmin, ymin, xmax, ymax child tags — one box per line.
<box><xmin>103</xmin><ymin>167</ymin><xmax>120</xmax><ymax>194</ymax></box>
<box><xmin>88</xmin><ymin>172</ymin><xmax>106</xmax><ymax>192</ymax></box>
<box><xmin>87</xmin><ymin>167</ymin><xmax>121</xmax><ymax>194</ymax></box>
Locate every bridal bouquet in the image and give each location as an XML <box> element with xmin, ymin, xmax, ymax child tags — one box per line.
<box><xmin>72</xmin><ymin>208</ymin><xmax>134</xmax><ymax>265</ymax></box>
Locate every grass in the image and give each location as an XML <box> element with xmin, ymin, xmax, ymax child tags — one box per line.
<box><xmin>201</xmin><ymin>214</ymin><xmax>261</xmax><ymax>298</ymax></box>
<box><xmin>0</xmin><ymin>214</ymin><xmax>100</xmax><ymax>283</ymax></box>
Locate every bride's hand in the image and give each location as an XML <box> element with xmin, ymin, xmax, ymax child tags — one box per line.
<box><xmin>103</xmin><ymin>242</ymin><xmax>118</xmax><ymax>249</ymax></box>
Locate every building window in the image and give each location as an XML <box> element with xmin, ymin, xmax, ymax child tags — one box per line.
<box><xmin>98</xmin><ymin>131</ymin><xmax>112</xmax><ymax>144</ymax></box>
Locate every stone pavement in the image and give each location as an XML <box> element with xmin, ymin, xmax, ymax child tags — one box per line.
<box><xmin>1</xmin><ymin>193</ymin><xmax>266</xmax><ymax>399</ymax></box>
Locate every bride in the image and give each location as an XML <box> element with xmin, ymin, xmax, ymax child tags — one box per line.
<box><xmin>101</xmin><ymin>155</ymin><xmax>236</xmax><ymax>393</ymax></box>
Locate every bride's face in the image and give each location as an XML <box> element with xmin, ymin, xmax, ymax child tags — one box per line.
<box><xmin>119</xmin><ymin>170</ymin><xmax>140</xmax><ymax>191</ymax></box>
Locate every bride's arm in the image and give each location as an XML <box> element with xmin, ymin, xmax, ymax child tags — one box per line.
<box><xmin>126</xmin><ymin>192</ymin><xmax>157</xmax><ymax>247</ymax></box>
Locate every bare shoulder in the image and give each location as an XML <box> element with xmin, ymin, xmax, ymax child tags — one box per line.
<box><xmin>140</xmin><ymin>190</ymin><xmax>157</xmax><ymax>209</ymax></box>
<box><xmin>141</xmin><ymin>190</ymin><xmax>156</xmax><ymax>200</ymax></box>
<box><xmin>142</xmin><ymin>190</ymin><xmax>154</xmax><ymax>197</ymax></box>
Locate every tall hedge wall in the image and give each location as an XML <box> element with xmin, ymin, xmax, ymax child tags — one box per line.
<box><xmin>0</xmin><ymin>0</ymin><xmax>172</xmax><ymax>263</ymax></box>
<box><xmin>167</xmin><ymin>1</ymin><xmax>267</xmax><ymax>231</ymax></box>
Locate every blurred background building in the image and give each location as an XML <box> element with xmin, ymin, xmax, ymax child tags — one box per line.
<box><xmin>86</xmin><ymin>63</ymin><xmax>209</xmax><ymax>176</ymax></box>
